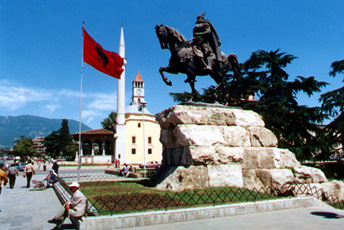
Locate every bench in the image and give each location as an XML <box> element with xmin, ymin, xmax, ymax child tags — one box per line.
<box><xmin>104</xmin><ymin>169</ymin><xmax>138</xmax><ymax>178</ymax></box>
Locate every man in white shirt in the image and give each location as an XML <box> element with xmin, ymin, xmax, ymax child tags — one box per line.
<box><xmin>48</xmin><ymin>182</ymin><xmax>87</xmax><ymax>230</ymax></box>
<box><xmin>7</xmin><ymin>164</ymin><xmax>18</xmax><ymax>189</ymax></box>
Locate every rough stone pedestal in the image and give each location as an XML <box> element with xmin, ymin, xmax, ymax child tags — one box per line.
<box><xmin>151</xmin><ymin>103</ymin><xmax>342</xmax><ymax>200</ymax></box>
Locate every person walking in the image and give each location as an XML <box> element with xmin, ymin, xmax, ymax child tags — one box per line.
<box><xmin>7</xmin><ymin>164</ymin><xmax>18</xmax><ymax>189</ymax></box>
<box><xmin>23</xmin><ymin>160</ymin><xmax>35</xmax><ymax>188</ymax></box>
<box><xmin>0</xmin><ymin>165</ymin><xmax>8</xmax><ymax>212</ymax></box>
<box><xmin>43</xmin><ymin>160</ymin><xmax>47</xmax><ymax>171</ymax></box>
<box><xmin>52</xmin><ymin>160</ymin><xmax>59</xmax><ymax>175</ymax></box>
<box><xmin>48</xmin><ymin>182</ymin><xmax>87</xmax><ymax>230</ymax></box>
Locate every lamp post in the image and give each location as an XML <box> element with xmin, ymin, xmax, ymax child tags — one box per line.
<box><xmin>138</xmin><ymin>101</ymin><xmax>147</xmax><ymax>178</ymax></box>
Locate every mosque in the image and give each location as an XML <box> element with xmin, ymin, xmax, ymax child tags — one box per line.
<box><xmin>72</xmin><ymin>27</ymin><xmax>162</xmax><ymax>166</ymax></box>
<box><xmin>72</xmin><ymin>71</ymin><xmax>163</xmax><ymax>166</ymax></box>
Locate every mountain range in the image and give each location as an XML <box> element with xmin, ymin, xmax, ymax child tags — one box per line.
<box><xmin>0</xmin><ymin>115</ymin><xmax>92</xmax><ymax>148</ymax></box>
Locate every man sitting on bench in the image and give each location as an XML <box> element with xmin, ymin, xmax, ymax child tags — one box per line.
<box><xmin>120</xmin><ymin>163</ymin><xmax>130</xmax><ymax>177</ymax></box>
<box><xmin>44</xmin><ymin>170</ymin><xmax>58</xmax><ymax>187</ymax></box>
<box><xmin>47</xmin><ymin>182</ymin><xmax>87</xmax><ymax>230</ymax></box>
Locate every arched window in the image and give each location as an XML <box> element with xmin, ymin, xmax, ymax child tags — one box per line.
<box><xmin>132</xmin><ymin>136</ymin><xmax>136</xmax><ymax>144</ymax></box>
<box><xmin>131</xmin><ymin>148</ymin><xmax>136</xmax><ymax>154</ymax></box>
<box><xmin>148</xmin><ymin>148</ymin><xmax>152</xmax><ymax>154</ymax></box>
<box><xmin>148</xmin><ymin>137</ymin><xmax>152</xmax><ymax>144</ymax></box>
<box><xmin>138</xmin><ymin>122</ymin><xmax>141</xmax><ymax>128</ymax></box>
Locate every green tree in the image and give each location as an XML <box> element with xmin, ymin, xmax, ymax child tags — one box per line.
<box><xmin>320</xmin><ymin>59</ymin><xmax>344</xmax><ymax>155</ymax></box>
<box><xmin>60</xmin><ymin>119</ymin><xmax>73</xmax><ymax>157</ymax></box>
<box><xmin>43</xmin><ymin>119</ymin><xmax>75</xmax><ymax>159</ymax></box>
<box><xmin>101</xmin><ymin>112</ymin><xmax>117</xmax><ymax>130</ymax></box>
<box><xmin>12</xmin><ymin>136</ymin><xmax>36</xmax><ymax>159</ymax></box>
<box><xmin>43</xmin><ymin>131</ymin><xmax>61</xmax><ymax>158</ymax></box>
<box><xmin>242</xmin><ymin>50</ymin><xmax>329</xmax><ymax>161</ymax></box>
<box><xmin>64</xmin><ymin>143</ymin><xmax>78</xmax><ymax>161</ymax></box>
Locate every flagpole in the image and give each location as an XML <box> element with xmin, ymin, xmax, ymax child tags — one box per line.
<box><xmin>78</xmin><ymin>21</ymin><xmax>85</xmax><ymax>181</ymax></box>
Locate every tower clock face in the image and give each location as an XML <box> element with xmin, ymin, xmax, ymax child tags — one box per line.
<box><xmin>136</xmin><ymin>89</ymin><xmax>142</xmax><ymax>95</ymax></box>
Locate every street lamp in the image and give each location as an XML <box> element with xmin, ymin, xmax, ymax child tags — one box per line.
<box><xmin>138</xmin><ymin>101</ymin><xmax>147</xmax><ymax>178</ymax></box>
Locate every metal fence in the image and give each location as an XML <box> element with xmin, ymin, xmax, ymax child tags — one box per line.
<box><xmin>59</xmin><ymin>173</ymin><xmax>121</xmax><ymax>182</ymax></box>
<box><xmin>57</xmin><ymin>178</ymin><xmax>344</xmax><ymax>216</ymax></box>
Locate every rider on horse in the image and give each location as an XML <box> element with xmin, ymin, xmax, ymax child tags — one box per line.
<box><xmin>192</xmin><ymin>12</ymin><xmax>223</xmax><ymax>74</ymax></box>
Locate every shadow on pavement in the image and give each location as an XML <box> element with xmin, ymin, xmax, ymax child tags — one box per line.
<box><xmin>311</xmin><ymin>211</ymin><xmax>344</xmax><ymax>219</ymax></box>
<box><xmin>61</xmin><ymin>223</ymin><xmax>75</xmax><ymax>229</ymax></box>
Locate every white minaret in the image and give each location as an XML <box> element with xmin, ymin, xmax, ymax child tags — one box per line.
<box><xmin>115</xmin><ymin>26</ymin><xmax>126</xmax><ymax>163</ymax></box>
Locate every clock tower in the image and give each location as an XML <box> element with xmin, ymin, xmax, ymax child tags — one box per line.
<box><xmin>131</xmin><ymin>71</ymin><xmax>145</xmax><ymax>105</ymax></box>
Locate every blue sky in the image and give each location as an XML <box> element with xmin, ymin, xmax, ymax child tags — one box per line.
<box><xmin>1</xmin><ymin>1</ymin><xmax>344</xmax><ymax>129</ymax></box>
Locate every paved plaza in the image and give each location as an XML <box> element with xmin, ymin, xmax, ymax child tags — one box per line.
<box><xmin>1</xmin><ymin>165</ymin><xmax>344</xmax><ymax>229</ymax></box>
<box><xmin>0</xmin><ymin>165</ymin><xmax>76</xmax><ymax>230</ymax></box>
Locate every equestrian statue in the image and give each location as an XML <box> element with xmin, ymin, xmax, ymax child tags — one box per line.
<box><xmin>155</xmin><ymin>13</ymin><xmax>240</xmax><ymax>101</ymax></box>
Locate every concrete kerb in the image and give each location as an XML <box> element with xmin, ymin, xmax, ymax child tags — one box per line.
<box><xmin>78</xmin><ymin>196</ymin><xmax>329</xmax><ymax>230</ymax></box>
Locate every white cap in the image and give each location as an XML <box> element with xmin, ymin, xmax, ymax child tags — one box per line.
<box><xmin>69</xmin><ymin>182</ymin><xmax>80</xmax><ymax>188</ymax></box>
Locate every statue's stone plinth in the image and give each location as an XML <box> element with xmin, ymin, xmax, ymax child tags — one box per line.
<box><xmin>151</xmin><ymin>103</ymin><xmax>344</xmax><ymax>200</ymax></box>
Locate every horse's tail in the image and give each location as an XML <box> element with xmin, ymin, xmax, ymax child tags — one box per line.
<box><xmin>227</xmin><ymin>53</ymin><xmax>240</xmax><ymax>79</ymax></box>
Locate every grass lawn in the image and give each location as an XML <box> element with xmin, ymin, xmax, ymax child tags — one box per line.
<box><xmin>79</xmin><ymin>181</ymin><xmax>280</xmax><ymax>215</ymax></box>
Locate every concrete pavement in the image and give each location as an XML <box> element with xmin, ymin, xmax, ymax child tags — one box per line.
<box><xmin>0</xmin><ymin>168</ymin><xmax>72</xmax><ymax>230</ymax></box>
<box><xmin>0</xmin><ymin>164</ymin><xmax>123</xmax><ymax>230</ymax></box>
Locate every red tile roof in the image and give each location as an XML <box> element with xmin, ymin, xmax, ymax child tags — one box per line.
<box><xmin>133</xmin><ymin>71</ymin><xmax>143</xmax><ymax>82</ymax></box>
<box><xmin>72</xmin><ymin>128</ymin><xmax>115</xmax><ymax>136</ymax></box>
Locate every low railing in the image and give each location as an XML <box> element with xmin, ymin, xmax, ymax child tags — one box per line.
<box><xmin>85</xmin><ymin>183</ymin><xmax>344</xmax><ymax>216</ymax></box>
<box><xmin>54</xmin><ymin>178</ymin><xmax>344</xmax><ymax>216</ymax></box>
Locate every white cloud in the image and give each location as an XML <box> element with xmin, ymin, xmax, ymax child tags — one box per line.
<box><xmin>81</xmin><ymin>109</ymin><xmax>101</xmax><ymax>119</ymax></box>
<box><xmin>57</xmin><ymin>89</ymin><xmax>80</xmax><ymax>98</ymax></box>
<box><xmin>0</xmin><ymin>80</ymin><xmax>117</xmax><ymax>129</ymax></box>
<box><xmin>0</xmin><ymin>84</ymin><xmax>51</xmax><ymax>111</ymax></box>
<box><xmin>87</xmin><ymin>94</ymin><xmax>117</xmax><ymax>110</ymax></box>
<box><xmin>86</xmin><ymin>117</ymin><xmax>94</xmax><ymax>124</ymax></box>
<box><xmin>46</xmin><ymin>104</ymin><xmax>62</xmax><ymax>112</ymax></box>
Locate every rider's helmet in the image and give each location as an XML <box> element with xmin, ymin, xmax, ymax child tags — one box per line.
<box><xmin>196</xmin><ymin>12</ymin><xmax>205</xmax><ymax>23</ymax></box>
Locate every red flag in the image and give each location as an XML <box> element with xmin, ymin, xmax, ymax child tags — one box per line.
<box><xmin>83</xmin><ymin>27</ymin><xmax>124</xmax><ymax>79</ymax></box>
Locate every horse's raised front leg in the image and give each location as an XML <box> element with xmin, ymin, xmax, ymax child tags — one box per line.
<box><xmin>159</xmin><ymin>66</ymin><xmax>173</xmax><ymax>86</ymax></box>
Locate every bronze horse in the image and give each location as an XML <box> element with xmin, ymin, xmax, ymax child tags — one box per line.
<box><xmin>155</xmin><ymin>24</ymin><xmax>239</xmax><ymax>101</ymax></box>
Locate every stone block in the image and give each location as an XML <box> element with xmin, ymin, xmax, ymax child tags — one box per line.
<box><xmin>242</xmin><ymin>169</ymin><xmax>271</xmax><ymax>190</ymax></box>
<box><xmin>156</xmin><ymin>165</ymin><xmax>210</xmax><ymax>191</ymax></box>
<box><xmin>320</xmin><ymin>181</ymin><xmax>344</xmax><ymax>201</ymax></box>
<box><xmin>272</xmin><ymin>148</ymin><xmax>301</xmax><ymax>169</ymax></box>
<box><xmin>293</xmin><ymin>166</ymin><xmax>327</xmax><ymax>184</ymax></box>
<box><xmin>157</xmin><ymin>105</ymin><xmax>265</xmax><ymax>129</ymax></box>
<box><xmin>269</xmin><ymin>168</ymin><xmax>295</xmax><ymax>187</ymax></box>
<box><xmin>213</xmin><ymin>147</ymin><xmax>245</xmax><ymax>164</ymax></box>
<box><xmin>248</xmin><ymin>127</ymin><xmax>278</xmax><ymax>147</ymax></box>
<box><xmin>170</xmin><ymin>125</ymin><xmax>251</xmax><ymax>148</ymax></box>
<box><xmin>242</xmin><ymin>148</ymin><xmax>275</xmax><ymax>169</ymax></box>
<box><xmin>207</xmin><ymin>165</ymin><xmax>243</xmax><ymax>187</ymax></box>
